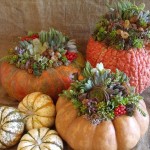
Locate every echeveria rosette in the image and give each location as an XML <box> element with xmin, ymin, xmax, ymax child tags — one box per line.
<box><xmin>2</xmin><ymin>28</ymin><xmax>78</xmax><ymax>76</ymax></box>
<box><xmin>93</xmin><ymin>0</ymin><xmax>150</xmax><ymax>50</ymax></box>
<box><xmin>61</xmin><ymin>62</ymin><xmax>146</xmax><ymax>125</ymax></box>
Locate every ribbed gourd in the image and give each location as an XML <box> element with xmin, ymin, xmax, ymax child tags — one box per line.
<box><xmin>0</xmin><ymin>106</ymin><xmax>24</xmax><ymax>149</ymax></box>
<box><xmin>18</xmin><ymin>92</ymin><xmax>56</xmax><ymax>131</ymax></box>
<box><xmin>86</xmin><ymin>0</ymin><xmax>150</xmax><ymax>93</ymax></box>
<box><xmin>17</xmin><ymin>127</ymin><xmax>63</xmax><ymax>150</ymax></box>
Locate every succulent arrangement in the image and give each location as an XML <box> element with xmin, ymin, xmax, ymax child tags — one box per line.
<box><xmin>61</xmin><ymin>62</ymin><xmax>146</xmax><ymax>125</ymax></box>
<box><xmin>93</xmin><ymin>0</ymin><xmax>150</xmax><ymax>50</ymax></box>
<box><xmin>3</xmin><ymin>28</ymin><xmax>78</xmax><ymax>76</ymax></box>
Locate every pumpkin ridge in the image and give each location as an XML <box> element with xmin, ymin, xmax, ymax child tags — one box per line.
<box><xmin>0</xmin><ymin>138</ymin><xmax>7</xmax><ymax>147</ymax></box>
<box><xmin>30</xmin><ymin>145</ymin><xmax>37</xmax><ymax>150</ymax></box>
<box><xmin>0</xmin><ymin>107</ymin><xmax>7</xmax><ymax>122</ymax></box>
<box><xmin>41</xmin><ymin>129</ymin><xmax>50</xmax><ymax>140</ymax></box>
<box><xmin>32</xmin><ymin>93</ymin><xmax>43</xmax><ymax>110</ymax></box>
<box><xmin>34</xmin><ymin>102</ymin><xmax>53</xmax><ymax>113</ymax></box>
<box><xmin>9</xmin><ymin>70</ymin><xmax>26</xmax><ymax>99</ymax></box>
<box><xmin>19</xmin><ymin>144</ymin><xmax>34</xmax><ymax>150</ymax></box>
<box><xmin>33</xmin><ymin>116</ymin><xmax>45</xmax><ymax>127</ymax></box>
<box><xmin>20</xmin><ymin>101</ymin><xmax>29</xmax><ymax>111</ymax></box>
<box><xmin>27</xmin><ymin>132</ymin><xmax>37</xmax><ymax>142</ymax></box>
<box><xmin>42</xmin><ymin>141</ymin><xmax>63</xmax><ymax>150</ymax></box>
<box><xmin>35</xmin><ymin>114</ymin><xmax>54</xmax><ymax>118</ymax></box>
<box><xmin>54</xmin><ymin>68</ymin><xmax>67</xmax><ymax>89</ymax></box>
<box><xmin>1</xmin><ymin>128</ymin><xmax>17</xmax><ymax>135</ymax></box>
<box><xmin>43</xmin><ymin>145</ymin><xmax>51</xmax><ymax>150</ymax></box>
<box><xmin>1</xmin><ymin>110</ymin><xmax>17</xmax><ymax>123</ymax></box>
<box><xmin>4</xmin><ymin>119</ymin><xmax>23</xmax><ymax>124</ymax></box>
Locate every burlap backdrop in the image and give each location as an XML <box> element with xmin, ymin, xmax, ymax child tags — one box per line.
<box><xmin>0</xmin><ymin>0</ymin><xmax>150</xmax><ymax>150</ymax></box>
<box><xmin>0</xmin><ymin>0</ymin><xmax>149</xmax><ymax>53</ymax></box>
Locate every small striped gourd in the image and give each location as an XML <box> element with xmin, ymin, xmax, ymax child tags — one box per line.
<box><xmin>18</xmin><ymin>92</ymin><xmax>55</xmax><ymax>131</ymax></box>
<box><xmin>0</xmin><ymin>106</ymin><xmax>24</xmax><ymax>149</ymax></box>
<box><xmin>17</xmin><ymin>127</ymin><xmax>63</xmax><ymax>150</ymax></box>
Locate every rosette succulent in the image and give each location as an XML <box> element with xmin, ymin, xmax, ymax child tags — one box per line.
<box><xmin>86</xmin><ymin>0</ymin><xmax>150</xmax><ymax>93</ymax></box>
<box><xmin>2</xmin><ymin>28</ymin><xmax>78</xmax><ymax>76</ymax></box>
<box><xmin>56</xmin><ymin>62</ymin><xmax>149</xmax><ymax>150</ymax></box>
<box><xmin>0</xmin><ymin>28</ymin><xmax>85</xmax><ymax>101</ymax></box>
<box><xmin>61</xmin><ymin>62</ymin><xmax>146</xmax><ymax>124</ymax></box>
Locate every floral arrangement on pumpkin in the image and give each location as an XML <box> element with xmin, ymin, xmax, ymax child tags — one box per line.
<box><xmin>61</xmin><ymin>62</ymin><xmax>146</xmax><ymax>125</ymax></box>
<box><xmin>93</xmin><ymin>0</ymin><xmax>150</xmax><ymax>50</ymax></box>
<box><xmin>2</xmin><ymin>28</ymin><xmax>78</xmax><ymax>76</ymax></box>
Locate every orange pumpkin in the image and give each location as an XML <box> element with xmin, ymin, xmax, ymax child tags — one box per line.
<box><xmin>86</xmin><ymin>0</ymin><xmax>150</xmax><ymax>94</ymax></box>
<box><xmin>56</xmin><ymin>96</ymin><xmax>149</xmax><ymax>150</ymax></box>
<box><xmin>86</xmin><ymin>38</ymin><xmax>150</xmax><ymax>94</ymax></box>
<box><xmin>0</xmin><ymin>53</ymin><xmax>84</xmax><ymax>101</ymax></box>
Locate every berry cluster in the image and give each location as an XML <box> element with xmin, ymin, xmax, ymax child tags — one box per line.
<box><xmin>114</xmin><ymin>105</ymin><xmax>126</xmax><ymax>116</ymax></box>
<box><xmin>65</xmin><ymin>51</ymin><xmax>77</xmax><ymax>62</ymax></box>
<box><xmin>21</xmin><ymin>34</ymin><xmax>39</xmax><ymax>41</ymax></box>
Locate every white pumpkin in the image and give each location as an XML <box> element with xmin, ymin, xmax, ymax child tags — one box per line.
<box><xmin>18</xmin><ymin>92</ymin><xmax>56</xmax><ymax>131</ymax></box>
<box><xmin>17</xmin><ymin>127</ymin><xmax>63</xmax><ymax>150</ymax></box>
<box><xmin>0</xmin><ymin>106</ymin><xmax>24</xmax><ymax>149</ymax></box>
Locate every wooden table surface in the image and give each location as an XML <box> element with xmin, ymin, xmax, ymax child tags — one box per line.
<box><xmin>0</xmin><ymin>41</ymin><xmax>150</xmax><ymax>150</ymax></box>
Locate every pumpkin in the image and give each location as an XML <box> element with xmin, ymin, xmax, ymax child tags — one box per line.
<box><xmin>55</xmin><ymin>62</ymin><xmax>149</xmax><ymax>150</ymax></box>
<box><xmin>56</xmin><ymin>96</ymin><xmax>149</xmax><ymax>150</ymax></box>
<box><xmin>0</xmin><ymin>106</ymin><xmax>24</xmax><ymax>149</ymax></box>
<box><xmin>17</xmin><ymin>127</ymin><xmax>63</xmax><ymax>150</ymax></box>
<box><xmin>0</xmin><ymin>28</ymin><xmax>85</xmax><ymax>101</ymax></box>
<box><xmin>86</xmin><ymin>1</ymin><xmax>150</xmax><ymax>93</ymax></box>
<box><xmin>18</xmin><ymin>92</ymin><xmax>55</xmax><ymax>131</ymax></box>
<box><xmin>0</xmin><ymin>52</ymin><xmax>84</xmax><ymax>102</ymax></box>
<box><xmin>86</xmin><ymin>38</ymin><xmax>150</xmax><ymax>94</ymax></box>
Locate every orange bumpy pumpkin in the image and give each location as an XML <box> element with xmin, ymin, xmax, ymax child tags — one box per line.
<box><xmin>86</xmin><ymin>38</ymin><xmax>150</xmax><ymax>93</ymax></box>
<box><xmin>0</xmin><ymin>53</ymin><xmax>84</xmax><ymax>101</ymax></box>
<box><xmin>56</xmin><ymin>97</ymin><xmax>149</xmax><ymax>150</ymax></box>
<box><xmin>86</xmin><ymin>1</ymin><xmax>150</xmax><ymax>93</ymax></box>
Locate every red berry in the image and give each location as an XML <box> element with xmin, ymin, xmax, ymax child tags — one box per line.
<box><xmin>65</xmin><ymin>51</ymin><xmax>77</xmax><ymax>62</ymax></box>
<box><xmin>114</xmin><ymin>105</ymin><xmax>126</xmax><ymax>117</ymax></box>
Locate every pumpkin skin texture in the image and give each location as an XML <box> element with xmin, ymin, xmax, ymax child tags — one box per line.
<box><xmin>0</xmin><ymin>52</ymin><xmax>85</xmax><ymax>101</ymax></box>
<box><xmin>18</xmin><ymin>92</ymin><xmax>56</xmax><ymax>131</ymax></box>
<box><xmin>86</xmin><ymin>37</ymin><xmax>150</xmax><ymax>93</ymax></box>
<box><xmin>0</xmin><ymin>106</ymin><xmax>24</xmax><ymax>149</ymax></box>
<box><xmin>56</xmin><ymin>96</ymin><xmax>149</xmax><ymax>150</ymax></box>
<box><xmin>17</xmin><ymin>127</ymin><xmax>63</xmax><ymax>150</ymax></box>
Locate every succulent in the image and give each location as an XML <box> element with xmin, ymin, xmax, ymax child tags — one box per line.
<box><xmin>61</xmin><ymin>62</ymin><xmax>145</xmax><ymax>125</ymax></box>
<box><xmin>1</xmin><ymin>28</ymin><xmax>78</xmax><ymax>76</ymax></box>
<box><xmin>93</xmin><ymin>0</ymin><xmax>150</xmax><ymax>50</ymax></box>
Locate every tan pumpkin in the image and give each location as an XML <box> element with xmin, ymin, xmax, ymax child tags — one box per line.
<box><xmin>18</xmin><ymin>92</ymin><xmax>55</xmax><ymax>131</ymax></box>
<box><xmin>56</xmin><ymin>96</ymin><xmax>149</xmax><ymax>150</ymax></box>
<box><xmin>0</xmin><ymin>106</ymin><xmax>24</xmax><ymax>149</ymax></box>
<box><xmin>17</xmin><ymin>127</ymin><xmax>63</xmax><ymax>150</ymax></box>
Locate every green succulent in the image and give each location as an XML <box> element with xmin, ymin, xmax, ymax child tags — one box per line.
<box><xmin>61</xmin><ymin>62</ymin><xmax>145</xmax><ymax>124</ymax></box>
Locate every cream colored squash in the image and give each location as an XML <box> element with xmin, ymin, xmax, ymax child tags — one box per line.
<box><xmin>17</xmin><ymin>127</ymin><xmax>63</xmax><ymax>150</ymax></box>
<box><xmin>18</xmin><ymin>92</ymin><xmax>56</xmax><ymax>131</ymax></box>
<box><xmin>0</xmin><ymin>106</ymin><xmax>24</xmax><ymax>149</ymax></box>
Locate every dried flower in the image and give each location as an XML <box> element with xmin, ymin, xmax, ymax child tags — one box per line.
<box><xmin>123</xmin><ymin>20</ymin><xmax>130</xmax><ymax>28</ymax></box>
<box><xmin>121</xmin><ymin>31</ymin><xmax>129</xmax><ymax>39</ymax></box>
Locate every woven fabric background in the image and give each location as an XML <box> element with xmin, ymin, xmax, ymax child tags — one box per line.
<box><xmin>0</xmin><ymin>1</ymin><xmax>149</xmax><ymax>150</ymax></box>
<box><xmin>0</xmin><ymin>0</ymin><xmax>149</xmax><ymax>53</ymax></box>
